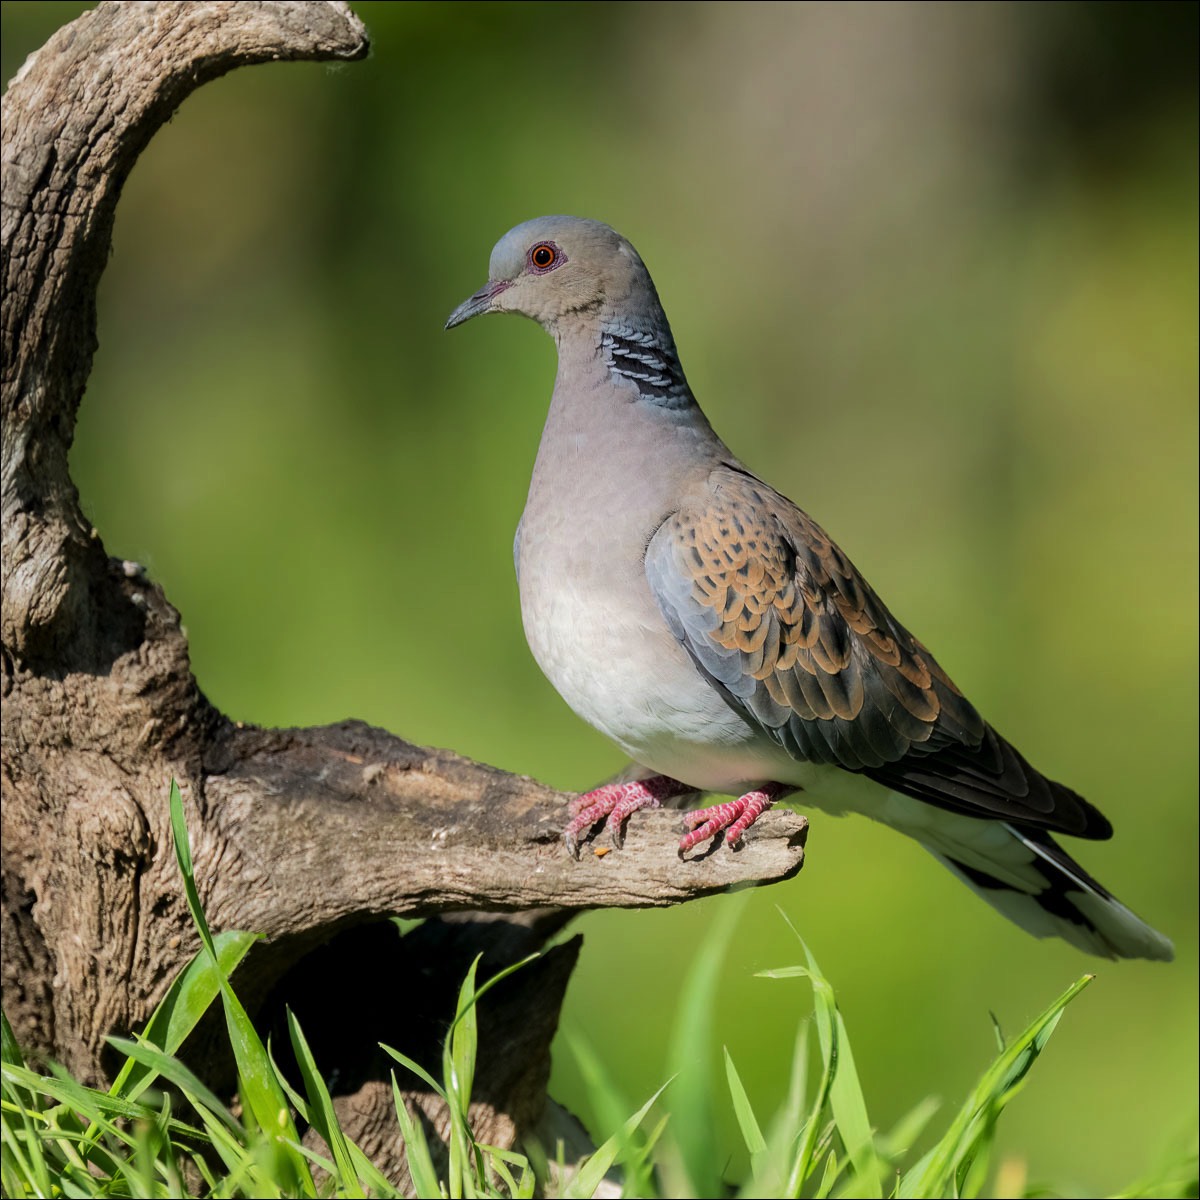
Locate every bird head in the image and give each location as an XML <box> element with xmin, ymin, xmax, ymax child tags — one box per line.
<box><xmin>445</xmin><ymin>216</ymin><xmax>661</xmax><ymax>334</ymax></box>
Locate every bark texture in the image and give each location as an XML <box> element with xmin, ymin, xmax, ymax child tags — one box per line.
<box><xmin>0</xmin><ymin>2</ymin><xmax>807</xmax><ymax>1186</ymax></box>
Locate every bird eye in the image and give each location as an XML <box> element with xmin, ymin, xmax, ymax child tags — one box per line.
<box><xmin>529</xmin><ymin>242</ymin><xmax>559</xmax><ymax>272</ymax></box>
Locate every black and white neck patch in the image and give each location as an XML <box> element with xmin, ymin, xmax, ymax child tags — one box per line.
<box><xmin>600</xmin><ymin>320</ymin><xmax>690</xmax><ymax>407</ymax></box>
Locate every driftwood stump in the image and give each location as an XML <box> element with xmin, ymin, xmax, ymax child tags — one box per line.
<box><xmin>0</xmin><ymin>2</ymin><xmax>807</xmax><ymax>1185</ymax></box>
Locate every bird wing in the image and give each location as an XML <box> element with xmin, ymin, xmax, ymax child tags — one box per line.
<box><xmin>643</xmin><ymin>464</ymin><xmax>1111</xmax><ymax>839</ymax></box>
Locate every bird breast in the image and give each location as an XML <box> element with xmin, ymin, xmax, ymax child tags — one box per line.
<box><xmin>516</xmin><ymin>471</ymin><xmax>789</xmax><ymax>792</ymax></box>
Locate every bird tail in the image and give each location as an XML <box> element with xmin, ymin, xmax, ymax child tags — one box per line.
<box><xmin>914</xmin><ymin>816</ymin><xmax>1174</xmax><ymax>961</ymax></box>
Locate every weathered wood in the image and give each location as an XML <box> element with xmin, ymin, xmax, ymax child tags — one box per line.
<box><xmin>1</xmin><ymin>3</ymin><xmax>806</xmax><ymax>1186</ymax></box>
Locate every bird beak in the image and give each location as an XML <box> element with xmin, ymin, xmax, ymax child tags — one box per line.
<box><xmin>445</xmin><ymin>280</ymin><xmax>512</xmax><ymax>330</ymax></box>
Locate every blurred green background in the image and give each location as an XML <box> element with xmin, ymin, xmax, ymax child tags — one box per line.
<box><xmin>3</xmin><ymin>1</ymin><xmax>1196</xmax><ymax>1192</ymax></box>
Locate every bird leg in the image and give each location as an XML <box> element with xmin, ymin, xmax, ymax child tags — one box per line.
<box><xmin>564</xmin><ymin>775</ymin><xmax>694</xmax><ymax>857</ymax></box>
<box><xmin>679</xmin><ymin>783</ymin><xmax>792</xmax><ymax>855</ymax></box>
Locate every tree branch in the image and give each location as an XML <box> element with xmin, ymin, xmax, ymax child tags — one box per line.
<box><xmin>201</xmin><ymin>721</ymin><xmax>808</xmax><ymax>939</ymax></box>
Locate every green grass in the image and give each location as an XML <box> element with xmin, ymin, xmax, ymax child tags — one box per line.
<box><xmin>1</xmin><ymin>783</ymin><xmax>1194</xmax><ymax>1198</ymax></box>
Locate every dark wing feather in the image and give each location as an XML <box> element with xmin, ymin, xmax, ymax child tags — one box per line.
<box><xmin>644</xmin><ymin>465</ymin><xmax>1111</xmax><ymax>840</ymax></box>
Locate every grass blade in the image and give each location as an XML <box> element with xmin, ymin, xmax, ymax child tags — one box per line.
<box><xmin>898</xmin><ymin>974</ymin><xmax>1094</xmax><ymax>1198</ymax></box>
<box><xmin>666</xmin><ymin>892</ymin><xmax>747</xmax><ymax>1196</ymax></box>
<box><xmin>793</xmin><ymin>935</ymin><xmax>881</xmax><ymax>1199</ymax></box>
<box><xmin>756</xmin><ymin>974</ymin><xmax>832</xmax><ymax>1196</ymax></box>
<box><xmin>391</xmin><ymin>1073</ymin><xmax>443</xmax><ymax>1199</ymax></box>
<box><xmin>562</xmin><ymin>1079</ymin><xmax>673</xmax><ymax>1199</ymax></box>
<box><xmin>724</xmin><ymin>1046</ymin><xmax>767</xmax><ymax>1158</ymax></box>
<box><xmin>168</xmin><ymin>779</ymin><xmax>314</xmax><ymax>1197</ymax></box>
<box><xmin>380</xmin><ymin>1044</ymin><xmax>447</xmax><ymax>1101</ymax></box>
<box><xmin>564</xmin><ymin>1029</ymin><xmax>659</xmax><ymax>1198</ymax></box>
<box><xmin>1</xmin><ymin>1011</ymin><xmax>25</xmax><ymax>1069</ymax></box>
<box><xmin>742</xmin><ymin>1013</ymin><xmax>812</xmax><ymax>1199</ymax></box>
<box><xmin>286</xmin><ymin>1007</ymin><xmax>395</xmax><ymax>1197</ymax></box>
<box><xmin>286</xmin><ymin>1009</ymin><xmax>362</xmax><ymax>1195</ymax></box>
<box><xmin>109</xmin><ymin>929</ymin><xmax>258</xmax><ymax>1105</ymax></box>
<box><xmin>876</xmin><ymin>1095</ymin><xmax>942</xmax><ymax>1168</ymax></box>
<box><xmin>105</xmin><ymin>1037</ymin><xmax>239</xmax><ymax>1134</ymax></box>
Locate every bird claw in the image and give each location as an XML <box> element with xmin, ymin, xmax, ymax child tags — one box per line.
<box><xmin>563</xmin><ymin>775</ymin><xmax>691</xmax><ymax>856</ymax></box>
<box><xmin>678</xmin><ymin>785</ymin><xmax>788</xmax><ymax>856</ymax></box>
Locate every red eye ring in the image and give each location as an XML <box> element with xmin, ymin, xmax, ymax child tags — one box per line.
<box><xmin>529</xmin><ymin>242</ymin><xmax>560</xmax><ymax>272</ymax></box>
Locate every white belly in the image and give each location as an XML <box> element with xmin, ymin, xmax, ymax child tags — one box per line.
<box><xmin>520</xmin><ymin>564</ymin><xmax>779</xmax><ymax>787</ymax></box>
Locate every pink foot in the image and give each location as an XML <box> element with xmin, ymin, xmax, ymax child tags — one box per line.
<box><xmin>564</xmin><ymin>775</ymin><xmax>693</xmax><ymax>857</ymax></box>
<box><xmin>679</xmin><ymin>784</ymin><xmax>790</xmax><ymax>855</ymax></box>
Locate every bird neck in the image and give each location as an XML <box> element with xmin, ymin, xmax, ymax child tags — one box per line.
<box><xmin>542</xmin><ymin>309</ymin><xmax>728</xmax><ymax>486</ymax></box>
<box><xmin>554</xmin><ymin>308</ymin><xmax>695</xmax><ymax>412</ymax></box>
<box><xmin>597</xmin><ymin>317</ymin><xmax>693</xmax><ymax>410</ymax></box>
